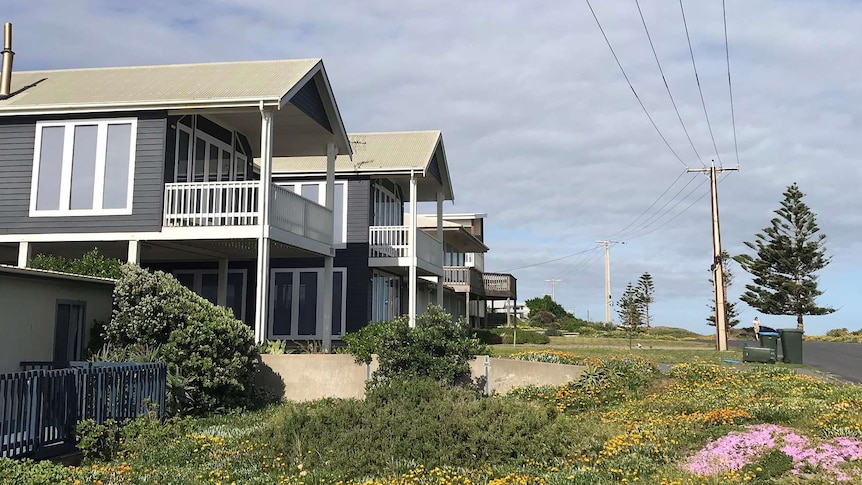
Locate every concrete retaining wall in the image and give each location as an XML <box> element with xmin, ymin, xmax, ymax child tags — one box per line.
<box><xmin>258</xmin><ymin>354</ymin><xmax>584</xmax><ymax>402</ymax></box>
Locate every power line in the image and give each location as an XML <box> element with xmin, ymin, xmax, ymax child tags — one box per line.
<box><xmin>499</xmin><ymin>245</ymin><xmax>600</xmax><ymax>273</ymax></box>
<box><xmin>619</xmin><ymin>176</ymin><xmax>707</xmax><ymax>240</ymax></box>
<box><xmin>615</xmin><ymin>174</ymin><xmax>702</xmax><ymax>240</ymax></box>
<box><xmin>679</xmin><ymin>0</ymin><xmax>724</xmax><ymax>168</ymax></box>
<box><xmin>554</xmin><ymin>246</ymin><xmax>605</xmax><ymax>278</ymax></box>
<box><xmin>634</xmin><ymin>0</ymin><xmax>705</xmax><ymax>167</ymax></box>
<box><xmin>585</xmin><ymin>0</ymin><xmax>689</xmax><ymax>168</ymax></box>
<box><xmin>605</xmin><ymin>168</ymin><xmax>687</xmax><ymax>240</ymax></box>
<box><xmin>723</xmin><ymin>0</ymin><xmax>740</xmax><ymax>168</ymax></box>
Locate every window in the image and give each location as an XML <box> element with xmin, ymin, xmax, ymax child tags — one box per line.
<box><xmin>371</xmin><ymin>270</ymin><xmax>402</xmax><ymax>322</ymax></box>
<box><xmin>31</xmin><ymin>119</ymin><xmax>137</xmax><ymax>216</ymax></box>
<box><xmin>269</xmin><ymin>267</ymin><xmax>347</xmax><ymax>339</ymax></box>
<box><xmin>276</xmin><ymin>181</ymin><xmax>348</xmax><ymax>246</ymax></box>
<box><xmin>372</xmin><ymin>183</ymin><xmax>403</xmax><ymax>227</ymax></box>
<box><xmin>173</xmin><ymin>269</ymin><xmax>248</xmax><ymax>322</ymax></box>
<box><xmin>174</xmin><ymin>117</ymin><xmax>248</xmax><ymax>183</ymax></box>
<box><xmin>54</xmin><ymin>301</ymin><xmax>85</xmax><ymax>362</ymax></box>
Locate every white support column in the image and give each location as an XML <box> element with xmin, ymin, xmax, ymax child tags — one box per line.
<box><xmin>127</xmin><ymin>240</ymin><xmax>141</xmax><ymax>265</ymax></box>
<box><xmin>254</xmin><ymin>106</ymin><xmax>274</xmax><ymax>343</ymax></box>
<box><xmin>322</xmin><ymin>142</ymin><xmax>337</xmax><ymax>352</ymax></box>
<box><xmin>436</xmin><ymin>190</ymin><xmax>444</xmax><ymax>307</ymax></box>
<box><xmin>465</xmin><ymin>292</ymin><xmax>471</xmax><ymax>329</ymax></box>
<box><xmin>17</xmin><ymin>241</ymin><xmax>31</xmax><ymax>268</ymax></box>
<box><xmin>217</xmin><ymin>258</ymin><xmax>229</xmax><ymax>307</ymax></box>
<box><xmin>408</xmin><ymin>171</ymin><xmax>418</xmax><ymax>327</ymax></box>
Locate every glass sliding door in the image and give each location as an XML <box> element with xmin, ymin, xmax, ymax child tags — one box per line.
<box><xmin>268</xmin><ymin>268</ymin><xmax>347</xmax><ymax>339</ymax></box>
<box><xmin>173</xmin><ymin>269</ymin><xmax>248</xmax><ymax>322</ymax></box>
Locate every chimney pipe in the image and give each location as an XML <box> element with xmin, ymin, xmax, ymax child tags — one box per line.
<box><xmin>0</xmin><ymin>22</ymin><xmax>14</xmax><ymax>97</ymax></box>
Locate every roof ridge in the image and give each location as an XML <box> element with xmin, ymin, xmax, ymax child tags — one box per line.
<box><xmin>349</xmin><ymin>130</ymin><xmax>441</xmax><ymax>136</ymax></box>
<box><xmin>12</xmin><ymin>58</ymin><xmax>322</xmax><ymax>75</ymax></box>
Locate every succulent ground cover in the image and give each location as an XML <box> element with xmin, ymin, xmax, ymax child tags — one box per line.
<box><xmin>3</xmin><ymin>352</ymin><xmax>862</xmax><ymax>484</ymax></box>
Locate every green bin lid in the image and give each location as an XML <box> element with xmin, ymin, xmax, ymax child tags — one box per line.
<box><xmin>778</xmin><ymin>328</ymin><xmax>804</xmax><ymax>335</ymax></box>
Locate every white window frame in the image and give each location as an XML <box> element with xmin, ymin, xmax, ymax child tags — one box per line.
<box><xmin>30</xmin><ymin>118</ymin><xmax>138</xmax><ymax>217</ymax></box>
<box><xmin>174</xmin><ymin>119</ymin><xmax>247</xmax><ymax>183</ymax></box>
<box><xmin>173</xmin><ymin>269</ymin><xmax>248</xmax><ymax>322</ymax></box>
<box><xmin>372</xmin><ymin>182</ymin><xmax>402</xmax><ymax>227</ymax></box>
<box><xmin>268</xmin><ymin>267</ymin><xmax>347</xmax><ymax>340</ymax></box>
<box><xmin>276</xmin><ymin>180</ymin><xmax>349</xmax><ymax>248</ymax></box>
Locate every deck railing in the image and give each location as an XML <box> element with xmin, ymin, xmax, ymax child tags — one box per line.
<box><xmin>483</xmin><ymin>272</ymin><xmax>517</xmax><ymax>298</ymax></box>
<box><xmin>369</xmin><ymin>226</ymin><xmax>443</xmax><ymax>268</ymax></box>
<box><xmin>444</xmin><ymin>266</ymin><xmax>485</xmax><ymax>295</ymax></box>
<box><xmin>1</xmin><ymin>362</ymin><xmax>166</xmax><ymax>460</ymax></box>
<box><xmin>163</xmin><ymin>182</ymin><xmax>333</xmax><ymax>245</ymax></box>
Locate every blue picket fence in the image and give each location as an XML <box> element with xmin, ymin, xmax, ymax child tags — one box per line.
<box><xmin>0</xmin><ymin>362</ymin><xmax>166</xmax><ymax>459</ymax></box>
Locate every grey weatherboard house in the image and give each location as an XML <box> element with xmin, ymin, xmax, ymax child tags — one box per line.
<box><xmin>0</xmin><ymin>57</ymin><xmax>516</xmax><ymax>351</ymax></box>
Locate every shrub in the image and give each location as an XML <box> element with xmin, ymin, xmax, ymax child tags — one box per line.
<box><xmin>103</xmin><ymin>265</ymin><xmax>259</xmax><ymax>415</ymax></box>
<box><xmin>365</xmin><ymin>306</ymin><xmax>487</xmax><ymax>386</ymax></box>
<box><xmin>271</xmin><ymin>377</ymin><xmax>581</xmax><ymax>477</ymax></box>
<box><xmin>473</xmin><ymin>329</ymin><xmax>504</xmax><ymax>344</ymax></box>
<box><xmin>545</xmin><ymin>328</ymin><xmax>563</xmax><ymax>336</ymax></box>
<box><xmin>341</xmin><ymin>319</ymin><xmax>400</xmax><ymax>364</ymax></box>
<box><xmin>0</xmin><ymin>458</ymin><xmax>75</xmax><ymax>485</ymax></box>
<box><xmin>76</xmin><ymin>419</ymin><xmax>123</xmax><ymax>461</ymax></box>
<box><xmin>29</xmin><ymin>247</ymin><xmax>124</xmax><ymax>279</ymax></box>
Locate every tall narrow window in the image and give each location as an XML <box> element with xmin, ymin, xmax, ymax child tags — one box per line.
<box><xmin>103</xmin><ymin>123</ymin><xmax>133</xmax><ymax>209</ymax></box>
<box><xmin>30</xmin><ymin>119</ymin><xmax>137</xmax><ymax>216</ymax></box>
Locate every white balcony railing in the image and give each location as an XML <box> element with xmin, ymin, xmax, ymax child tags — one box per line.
<box><xmin>369</xmin><ymin>225</ymin><xmax>443</xmax><ymax>268</ymax></box>
<box><xmin>163</xmin><ymin>181</ymin><xmax>333</xmax><ymax>245</ymax></box>
<box><xmin>270</xmin><ymin>183</ymin><xmax>333</xmax><ymax>244</ymax></box>
<box><xmin>483</xmin><ymin>272</ymin><xmax>517</xmax><ymax>297</ymax></box>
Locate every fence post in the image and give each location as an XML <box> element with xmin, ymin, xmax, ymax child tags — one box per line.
<box><xmin>484</xmin><ymin>356</ymin><xmax>490</xmax><ymax>396</ymax></box>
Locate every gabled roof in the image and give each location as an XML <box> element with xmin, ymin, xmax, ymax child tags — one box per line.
<box><xmin>270</xmin><ymin>131</ymin><xmax>454</xmax><ymax>200</ymax></box>
<box><xmin>1</xmin><ymin>59</ymin><xmax>317</xmax><ymax>112</ymax></box>
<box><xmin>0</xmin><ymin>59</ymin><xmax>352</xmax><ymax>156</ymax></box>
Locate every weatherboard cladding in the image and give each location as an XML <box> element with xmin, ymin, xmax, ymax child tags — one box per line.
<box><xmin>290</xmin><ymin>78</ymin><xmax>333</xmax><ymax>133</ymax></box>
<box><xmin>346</xmin><ymin>179</ymin><xmax>370</xmax><ymax>244</ymax></box>
<box><xmin>0</xmin><ymin>113</ymin><xmax>167</xmax><ymax>234</ymax></box>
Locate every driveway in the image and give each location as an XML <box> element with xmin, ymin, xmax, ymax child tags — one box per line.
<box><xmin>731</xmin><ymin>339</ymin><xmax>862</xmax><ymax>383</ymax></box>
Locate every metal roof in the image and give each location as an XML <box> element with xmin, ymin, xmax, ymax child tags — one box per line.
<box><xmin>0</xmin><ymin>264</ymin><xmax>116</xmax><ymax>285</ymax></box>
<box><xmin>270</xmin><ymin>131</ymin><xmax>454</xmax><ymax>199</ymax></box>
<box><xmin>272</xmin><ymin>131</ymin><xmax>440</xmax><ymax>173</ymax></box>
<box><xmin>0</xmin><ymin>59</ymin><xmax>322</xmax><ymax>113</ymax></box>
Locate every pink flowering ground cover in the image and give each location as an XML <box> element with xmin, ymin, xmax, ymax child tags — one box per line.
<box><xmin>684</xmin><ymin>423</ymin><xmax>862</xmax><ymax>481</ymax></box>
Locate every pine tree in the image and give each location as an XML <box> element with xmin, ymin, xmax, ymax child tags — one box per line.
<box><xmin>733</xmin><ymin>183</ymin><xmax>834</xmax><ymax>331</ymax></box>
<box><xmin>617</xmin><ymin>283</ymin><xmax>643</xmax><ymax>333</ymax></box>
<box><xmin>636</xmin><ymin>272</ymin><xmax>655</xmax><ymax>332</ymax></box>
<box><xmin>706</xmin><ymin>251</ymin><xmax>740</xmax><ymax>328</ymax></box>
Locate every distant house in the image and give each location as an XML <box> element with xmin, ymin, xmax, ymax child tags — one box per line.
<box><xmin>0</xmin><ymin>265</ymin><xmax>114</xmax><ymax>373</ymax></box>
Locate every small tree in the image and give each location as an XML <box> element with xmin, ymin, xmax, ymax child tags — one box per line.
<box><xmin>733</xmin><ymin>183</ymin><xmax>835</xmax><ymax>331</ymax></box>
<box><xmin>635</xmin><ymin>272</ymin><xmax>655</xmax><ymax>332</ymax></box>
<box><xmin>617</xmin><ymin>283</ymin><xmax>644</xmax><ymax>348</ymax></box>
<box><xmin>524</xmin><ymin>295</ymin><xmax>569</xmax><ymax>319</ymax></box>
<box><xmin>706</xmin><ymin>250</ymin><xmax>740</xmax><ymax>328</ymax></box>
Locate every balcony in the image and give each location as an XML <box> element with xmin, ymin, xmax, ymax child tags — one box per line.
<box><xmin>162</xmin><ymin>181</ymin><xmax>333</xmax><ymax>252</ymax></box>
<box><xmin>369</xmin><ymin>225</ymin><xmax>443</xmax><ymax>276</ymax></box>
<box><xmin>482</xmin><ymin>272</ymin><xmax>517</xmax><ymax>300</ymax></box>
<box><xmin>443</xmin><ymin>266</ymin><xmax>485</xmax><ymax>295</ymax></box>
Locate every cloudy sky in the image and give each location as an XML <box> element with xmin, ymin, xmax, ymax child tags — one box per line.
<box><xmin>6</xmin><ymin>1</ymin><xmax>860</xmax><ymax>335</ymax></box>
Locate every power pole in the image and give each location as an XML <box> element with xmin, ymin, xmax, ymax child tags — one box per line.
<box><xmin>687</xmin><ymin>161</ymin><xmax>738</xmax><ymax>351</ymax></box>
<box><xmin>596</xmin><ymin>240</ymin><xmax>622</xmax><ymax>323</ymax></box>
<box><xmin>545</xmin><ymin>279</ymin><xmax>561</xmax><ymax>301</ymax></box>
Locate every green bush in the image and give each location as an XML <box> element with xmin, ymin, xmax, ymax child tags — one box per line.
<box><xmin>103</xmin><ymin>265</ymin><xmax>259</xmax><ymax>415</ymax></box>
<box><xmin>29</xmin><ymin>247</ymin><xmax>124</xmax><ymax>279</ymax></box>
<box><xmin>271</xmin><ymin>377</ymin><xmax>581</xmax><ymax>477</ymax></box>
<box><xmin>344</xmin><ymin>306</ymin><xmax>487</xmax><ymax>386</ymax></box>
<box><xmin>0</xmin><ymin>458</ymin><xmax>76</xmax><ymax>485</ymax></box>
<box><xmin>76</xmin><ymin>418</ymin><xmax>123</xmax><ymax>461</ymax></box>
<box><xmin>473</xmin><ymin>329</ymin><xmax>504</xmax><ymax>344</ymax></box>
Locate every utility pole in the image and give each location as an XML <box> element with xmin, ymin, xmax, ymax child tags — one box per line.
<box><xmin>545</xmin><ymin>279</ymin><xmax>561</xmax><ymax>301</ymax></box>
<box><xmin>687</xmin><ymin>161</ymin><xmax>738</xmax><ymax>351</ymax></box>
<box><xmin>596</xmin><ymin>240</ymin><xmax>622</xmax><ymax>323</ymax></box>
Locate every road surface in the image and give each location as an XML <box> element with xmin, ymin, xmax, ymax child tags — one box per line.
<box><xmin>731</xmin><ymin>339</ymin><xmax>862</xmax><ymax>383</ymax></box>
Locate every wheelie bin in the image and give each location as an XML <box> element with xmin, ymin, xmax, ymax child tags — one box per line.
<box><xmin>759</xmin><ymin>331</ymin><xmax>781</xmax><ymax>360</ymax></box>
<box><xmin>778</xmin><ymin>328</ymin><xmax>804</xmax><ymax>364</ymax></box>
